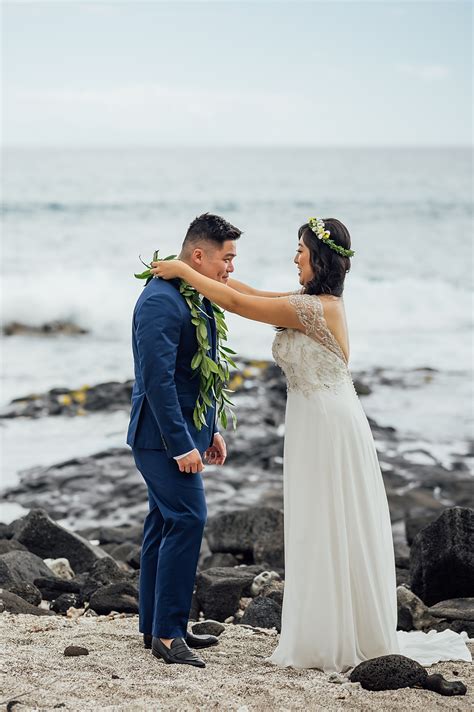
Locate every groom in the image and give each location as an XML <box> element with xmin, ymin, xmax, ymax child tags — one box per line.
<box><xmin>127</xmin><ymin>213</ymin><xmax>241</xmax><ymax>668</ymax></box>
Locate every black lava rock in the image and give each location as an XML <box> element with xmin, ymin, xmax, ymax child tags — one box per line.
<box><xmin>7</xmin><ymin>582</ymin><xmax>42</xmax><ymax>606</ymax></box>
<box><xmin>349</xmin><ymin>655</ymin><xmax>428</xmax><ymax>691</ymax></box>
<box><xmin>50</xmin><ymin>593</ymin><xmax>83</xmax><ymax>614</ymax></box>
<box><xmin>88</xmin><ymin>581</ymin><xmax>139</xmax><ymax>614</ymax></box>
<box><xmin>0</xmin><ymin>540</ymin><xmax>28</xmax><ymax>555</ymax></box>
<box><xmin>80</xmin><ymin>558</ymin><xmax>132</xmax><ymax>601</ymax></box>
<box><xmin>64</xmin><ymin>645</ymin><xmax>89</xmax><ymax>656</ymax></box>
<box><xmin>0</xmin><ymin>589</ymin><xmax>53</xmax><ymax>616</ymax></box>
<box><xmin>205</xmin><ymin>507</ymin><xmax>284</xmax><ymax>568</ymax></box>
<box><xmin>34</xmin><ymin>577</ymin><xmax>81</xmax><ymax>601</ymax></box>
<box><xmin>240</xmin><ymin>596</ymin><xmax>282</xmax><ymax>632</ymax></box>
<box><xmin>191</xmin><ymin>620</ymin><xmax>226</xmax><ymax>637</ymax></box>
<box><xmin>13</xmin><ymin>509</ymin><xmax>111</xmax><ymax>574</ymax></box>
<box><xmin>410</xmin><ymin>507</ymin><xmax>474</xmax><ymax>606</ymax></box>
<box><xmin>0</xmin><ymin>550</ymin><xmax>57</xmax><ymax>586</ymax></box>
<box><xmin>200</xmin><ymin>553</ymin><xmax>239</xmax><ymax>570</ymax></box>
<box><xmin>195</xmin><ymin>565</ymin><xmax>266</xmax><ymax>622</ymax></box>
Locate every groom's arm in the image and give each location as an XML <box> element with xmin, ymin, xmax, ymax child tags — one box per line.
<box><xmin>135</xmin><ymin>293</ymin><xmax>196</xmax><ymax>458</ymax></box>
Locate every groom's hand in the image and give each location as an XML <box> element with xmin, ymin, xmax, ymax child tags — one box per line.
<box><xmin>205</xmin><ymin>433</ymin><xmax>227</xmax><ymax>466</ymax></box>
<box><xmin>177</xmin><ymin>449</ymin><xmax>204</xmax><ymax>474</ymax></box>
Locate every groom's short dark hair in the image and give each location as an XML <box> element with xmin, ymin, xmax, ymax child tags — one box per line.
<box><xmin>183</xmin><ymin>213</ymin><xmax>242</xmax><ymax>249</ymax></box>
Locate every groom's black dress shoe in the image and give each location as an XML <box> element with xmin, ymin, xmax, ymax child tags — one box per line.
<box><xmin>151</xmin><ymin>636</ymin><xmax>206</xmax><ymax>668</ymax></box>
<box><xmin>143</xmin><ymin>632</ymin><xmax>218</xmax><ymax>650</ymax></box>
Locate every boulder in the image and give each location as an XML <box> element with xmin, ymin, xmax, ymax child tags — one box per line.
<box><xmin>109</xmin><ymin>543</ymin><xmax>141</xmax><ymax>570</ymax></box>
<box><xmin>405</xmin><ymin>512</ymin><xmax>443</xmax><ymax>546</ymax></box>
<box><xmin>13</xmin><ymin>509</ymin><xmax>111</xmax><ymax>574</ymax></box>
<box><xmin>205</xmin><ymin>507</ymin><xmax>284</xmax><ymax>568</ymax></box>
<box><xmin>80</xmin><ymin>558</ymin><xmax>132</xmax><ymax>601</ymax></box>
<box><xmin>34</xmin><ymin>577</ymin><xmax>81</xmax><ymax>601</ymax></box>
<box><xmin>0</xmin><ymin>540</ymin><xmax>27</xmax><ymax>555</ymax></box>
<box><xmin>200</xmin><ymin>553</ymin><xmax>239</xmax><ymax>570</ymax></box>
<box><xmin>428</xmin><ymin>598</ymin><xmax>474</xmax><ymax>637</ymax></box>
<box><xmin>410</xmin><ymin>507</ymin><xmax>474</xmax><ymax>605</ymax></box>
<box><xmin>88</xmin><ymin>581</ymin><xmax>139</xmax><ymax>614</ymax></box>
<box><xmin>349</xmin><ymin>654</ymin><xmax>427</xmax><ymax>691</ymax></box>
<box><xmin>50</xmin><ymin>593</ymin><xmax>83</xmax><ymax>615</ymax></box>
<box><xmin>195</xmin><ymin>565</ymin><xmax>266</xmax><ymax>622</ymax></box>
<box><xmin>240</xmin><ymin>596</ymin><xmax>282</xmax><ymax>632</ymax></box>
<box><xmin>0</xmin><ymin>550</ymin><xmax>58</xmax><ymax>586</ymax></box>
<box><xmin>0</xmin><ymin>589</ymin><xmax>53</xmax><ymax>616</ymax></box>
<box><xmin>396</xmin><ymin>586</ymin><xmax>440</xmax><ymax>632</ymax></box>
<box><xmin>7</xmin><ymin>582</ymin><xmax>42</xmax><ymax>606</ymax></box>
<box><xmin>429</xmin><ymin>598</ymin><xmax>474</xmax><ymax>621</ymax></box>
<box><xmin>75</xmin><ymin>524</ymin><xmax>143</xmax><ymax>546</ymax></box>
<box><xmin>191</xmin><ymin>620</ymin><xmax>225</xmax><ymax>637</ymax></box>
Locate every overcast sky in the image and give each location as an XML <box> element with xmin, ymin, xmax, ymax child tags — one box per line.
<box><xmin>3</xmin><ymin>0</ymin><xmax>472</xmax><ymax>147</ymax></box>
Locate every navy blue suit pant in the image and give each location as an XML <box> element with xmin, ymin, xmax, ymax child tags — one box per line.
<box><xmin>132</xmin><ymin>447</ymin><xmax>207</xmax><ymax>639</ymax></box>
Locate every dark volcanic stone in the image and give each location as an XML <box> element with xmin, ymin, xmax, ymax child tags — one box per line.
<box><xmin>50</xmin><ymin>593</ymin><xmax>83</xmax><ymax>614</ymax></box>
<box><xmin>88</xmin><ymin>581</ymin><xmax>139</xmax><ymax>614</ymax></box>
<box><xmin>64</xmin><ymin>645</ymin><xmax>89</xmax><ymax>656</ymax></box>
<box><xmin>0</xmin><ymin>540</ymin><xmax>27</xmax><ymax>555</ymax></box>
<box><xmin>240</xmin><ymin>596</ymin><xmax>282</xmax><ymax>632</ymax></box>
<box><xmin>205</xmin><ymin>507</ymin><xmax>284</xmax><ymax>568</ymax></box>
<box><xmin>81</xmin><ymin>558</ymin><xmax>132</xmax><ymax>601</ymax></box>
<box><xmin>0</xmin><ymin>550</ymin><xmax>57</xmax><ymax>586</ymax></box>
<box><xmin>0</xmin><ymin>523</ymin><xmax>13</xmax><ymax>538</ymax></box>
<box><xmin>424</xmin><ymin>673</ymin><xmax>467</xmax><ymax>696</ymax></box>
<box><xmin>191</xmin><ymin>620</ymin><xmax>225</xmax><ymax>637</ymax></box>
<box><xmin>200</xmin><ymin>553</ymin><xmax>239</xmax><ymax>570</ymax></box>
<box><xmin>429</xmin><ymin>598</ymin><xmax>474</xmax><ymax>621</ymax></box>
<box><xmin>259</xmin><ymin>580</ymin><xmax>285</xmax><ymax>607</ymax></box>
<box><xmin>0</xmin><ymin>589</ymin><xmax>53</xmax><ymax>616</ymax></box>
<box><xmin>34</xmin><ymin>577</ymin><xmax>81</xmax><ymax>601</ymax></box>
<box><xmin>405</xmin><ymin>512</ymin><xmax>443</xmax><ymax>546</ymax></box>
<box><xmin>14</xmin><ymin>509</ymin><xmax>111</xmax><ymax>574</ymax></box>
<box><xmin>410</xmin><ymin>507</ymin><xmax>474</xmax><ymax>606</ymax></box>
<box><xmin>7</xmin><ymin>582</ymin><xmax>42</xmax><ymax>606</ymax></box>
<box><xmin>349</xmin><ymin>654</ymin><xmax>427</xmax><ymax>691</ymax></box>
<box><xmin>75</xmin><ymin>524</ymin><xmax>143</xmax><ymax>546</ymax></box>
<box><xmin>195</xmin><ymin>565</ymin><xmax>266</xmax><ymax>622</ymax></box>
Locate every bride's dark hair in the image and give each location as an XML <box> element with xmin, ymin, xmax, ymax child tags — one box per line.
<box><xmin>300</xmin><ymin>218</ymin><xmax>352</xmax><ymax>296</ymax></box>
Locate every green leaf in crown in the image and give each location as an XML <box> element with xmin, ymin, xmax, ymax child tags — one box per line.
<box><xmin>134</xmin><ymin>250</ymin><xmax>237</xmax><ymax>431</ymax></box>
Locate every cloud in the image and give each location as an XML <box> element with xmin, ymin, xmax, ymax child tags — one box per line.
<box><xmin>396</xmin><ymin>63</ymin><xmax>450</xmax><ymax>81</ymax></box>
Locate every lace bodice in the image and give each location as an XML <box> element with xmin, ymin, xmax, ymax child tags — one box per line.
<box><xmin>272</xmin><ymin>294</ymin><xmax>356</xmax><ymax>396</ymax></box>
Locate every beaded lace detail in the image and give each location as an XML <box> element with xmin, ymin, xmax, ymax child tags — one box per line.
<box><xmin>272</xmin><ymin>294</ymin><xmax>357</xmax><ymax>397</ymax></box>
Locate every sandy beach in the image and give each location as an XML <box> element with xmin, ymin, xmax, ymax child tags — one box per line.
<box><xmin>1</xmin><ymin>613</ymin><xmax>472</xmax><ymax>712</ymax></box>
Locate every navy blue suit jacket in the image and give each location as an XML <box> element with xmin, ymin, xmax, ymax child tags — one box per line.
<box><xmin>126</xmin><ymin>276</ymin><xmax>218</xmax><ymax>458</ymax></box>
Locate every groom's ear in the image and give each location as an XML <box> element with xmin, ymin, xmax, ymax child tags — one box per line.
<box><xmin>191</xmin><ymin>247</ymin><xmax>204</xmax><ymax>266</ymax></box>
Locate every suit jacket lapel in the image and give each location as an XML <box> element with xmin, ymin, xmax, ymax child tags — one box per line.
<box><xmin>203</xmin><ymin>298</ymin><xmax>217</xmax><ymax>360</ymax></box>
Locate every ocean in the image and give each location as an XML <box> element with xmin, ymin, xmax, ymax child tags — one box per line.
<box><xmin>1</xmin><ymin>147</ymin><xmax>473</xmax><ymax>509</ymax></box>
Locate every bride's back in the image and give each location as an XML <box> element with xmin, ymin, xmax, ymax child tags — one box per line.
<box><xmin>318</xmin><ymin>295</ymin><xmax>350</xmax><ymax>364</ymax></box>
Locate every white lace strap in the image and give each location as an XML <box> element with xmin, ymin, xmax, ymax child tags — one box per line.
<box><xmin>288</xmin><ymin>293</ymin><xmax>347</xmax><ymax>365</ymax></box>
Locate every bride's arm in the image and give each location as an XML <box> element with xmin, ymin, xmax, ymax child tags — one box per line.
<box><xmin>227</xmin><ymin>277</ymin><xmax>294</xmax><ymax>298</ymax></box>
<box><xmin>151</xmin><ymin>261</ymin><xmax>302</xmax><ymax>330</ymax></box>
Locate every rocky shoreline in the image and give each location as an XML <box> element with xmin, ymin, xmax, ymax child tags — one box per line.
<box><xmin>1</xmin><ymin>359</ymin><xmax>473</xmax><ymax>706</ymax></box>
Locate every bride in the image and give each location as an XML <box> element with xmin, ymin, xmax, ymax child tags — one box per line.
<box><xmin>151</xmin><ymin>217</ymin><xmax>471</xmax><ymax>672</ymax></box>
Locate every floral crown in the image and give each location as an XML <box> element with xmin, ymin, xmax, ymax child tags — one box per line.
<box><xmin>308</xmin><ymin>217</ymin><xmax>355</xmax><ymax>258</ymax></box>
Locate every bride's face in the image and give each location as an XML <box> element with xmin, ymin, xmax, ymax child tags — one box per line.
<box><xmin>294</xmin><ymin>238</ymin><xmax>314</xmax><ymax>285</ymax></box>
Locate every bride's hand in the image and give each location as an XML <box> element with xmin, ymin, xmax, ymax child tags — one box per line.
<box><xmin>151</xmin><ymin>259</ymin><xmax>185</xmax><ymax>280</ymax></box>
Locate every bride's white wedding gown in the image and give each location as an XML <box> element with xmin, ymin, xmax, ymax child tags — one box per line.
<box><xmin>268</xmin><ymin>293</ymin><xmax>471</xmax><ymax>672</ymax></box>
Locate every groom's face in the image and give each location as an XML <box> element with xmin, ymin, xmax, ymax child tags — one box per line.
<box><xmin>191</xmin><ymin>240</ymin><xmax>237</xmax><ymax>284</ymax></box>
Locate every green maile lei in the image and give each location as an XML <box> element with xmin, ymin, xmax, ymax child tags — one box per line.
<box><xmin>135</xmin><ymin>250</ymin><xmax>237</xmax><ymax>431</ymax></box>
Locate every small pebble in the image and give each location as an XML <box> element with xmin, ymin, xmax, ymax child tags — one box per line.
<box><xmin>64</xmin><ymin>645</ymin><xmax>89</xmax><ymax>656</ymax></box>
